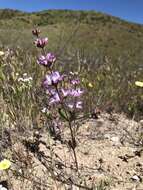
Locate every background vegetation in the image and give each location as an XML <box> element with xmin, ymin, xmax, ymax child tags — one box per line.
<box><xmin>0</xmin><ymin>9</ymin><xmax>143</xmax><ymax>119</ymax></box>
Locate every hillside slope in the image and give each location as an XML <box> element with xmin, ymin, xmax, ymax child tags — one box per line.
<box><xmin>0</xmin><ymin>9</ymin><xmax>142</xmax><ymax>118</ymax></box>
<box><xmin>0</xmin><ymin>9</ymin><xmax>143</xmax><ymax>61</ymax></box>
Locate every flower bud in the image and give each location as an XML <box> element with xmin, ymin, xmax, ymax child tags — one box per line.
<box><xmin>32</xmin><ymin>29</ymin><xmax>41</xmax><ymax>37</ymax></box>
<box><xmin>34</xmin><ymin>38</ymin><xmax>48</xmax><ymax>48</ymax></box>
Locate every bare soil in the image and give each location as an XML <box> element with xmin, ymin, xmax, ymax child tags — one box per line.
<box><xmin>1</xmin><ymin>113</ymin><xmax>143</xmax><ymax>190</ymax></box>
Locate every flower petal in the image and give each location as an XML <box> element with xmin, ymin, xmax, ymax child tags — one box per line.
<box><xmin>0</xmin><ymin>159</ymin><xmax>11</xmax><ymax>170</ymax></box>
<box><xmin>135</xmin><ymin>81</ymin><xmax>143</xmax><ymax>87</ymax></box>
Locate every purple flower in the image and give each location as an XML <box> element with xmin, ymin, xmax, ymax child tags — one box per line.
<box><xmin>71</xmin><ymin>79</ymin><xmax>80</xmax><ymax>85</ymax></box>
<box><xmin>43</xmin><ymin>75</ymin><xmax>52</xmax><ymax>87</ymax></box>
<box><xmin>49</xmin><ymin>93</ymin><xmax>60</xmax><ymax>105</ymax></box>
<box><xmin>43</xmin><ymin>71</ymin><xmax>63</xmax><ymax>88</ymax></box>
<box><xmin>52</xmin><ymin>71</ymin><xmax>63</xmax><ymax>84</ymax></box>
<box><xmin>69</xmin><ymin>88</ymin><xmax>83</xmax><ymax>97</ymax></box>
<box><xmin>46</xmin><ymin>88</ymin><xmax>56</xmax><ymax>95</ymax></box>
<box><xmin>37</xmin><ymin>53</ymin><xmax>56</xmax><ymax>67</ymax></box>
<box><xmin>67</xmin><ymin>101</ymin><xmax>82</xmax><ymax>109</ymax></box>
<box><xmin>32</xmin><ymin>29</ymin><xmax>41</xmax><ymax>37</ymax></box>
<box><xmin>34</xmin><ymin>38</ymin><xmax>48</xmax><ymax>48</ymax></box>
<box><xmin>61</xmin><ymin>89</ymin><xmax>70</xmax><ymax>97</ymax></box>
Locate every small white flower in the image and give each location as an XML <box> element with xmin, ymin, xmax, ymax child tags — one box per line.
<box><xmin>23</xmin><ymin>77</ymin><xmax>33</xmax><ymax>82</ymax></box>
<box><xmin>27</xmin><ymin>77</ymin><xmax>33</xmax><ymax>81</ymax></box>
<box><xmin>18</xmin><ymin>77</ymin><xmax>24</xmax><ymax>82</ymax></box>
<box><xmin>18</xmin><ymin>76</ymin><xmax>32</xmax><ymax>83</ymax></box>
<box><xmin>23</xmin><ymin>73</ymin><xmax>27</xmax><ymax>77</ymax></box>
<box><xmin>23</xmin><ymin>78</ymin><xmax>29</xmax><ymax>82</ymax></box>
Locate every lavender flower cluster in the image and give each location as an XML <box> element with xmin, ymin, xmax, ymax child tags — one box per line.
<box><xmin>33</xmin><ymin>29</ymin><xmax>83</xmax><ymax>119</ymax></box>
<box><xmin>33</xmin><ymin>28</ymin><xmax>82</xmax><ymax>170</ymax></box>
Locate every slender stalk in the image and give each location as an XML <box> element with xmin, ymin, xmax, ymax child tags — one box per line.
<box><xmin>48</xmin><ymin>68</ymin><xmax>78</xmax><ymax>171</ymax></box>
<box><xmin>67</xmin><ymin>120</ymin><xmax>79</xmax><ymax>171</ymax></box>
<box><xmin>54</xmin><ymin>84</ymin><xmax>79</xmax><ymax>171</ymax></box>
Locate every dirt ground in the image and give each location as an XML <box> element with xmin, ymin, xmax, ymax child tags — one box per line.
<box><xmin>1</xmin><ymin>113</ymin><xmax>143</xmax><ymax>190</ymax></box>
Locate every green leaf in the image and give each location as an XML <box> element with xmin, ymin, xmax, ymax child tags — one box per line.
<box><xmin>58</xmin><ymin>108</ymin><xmax>69</xmax><ymax>121</ymax></box>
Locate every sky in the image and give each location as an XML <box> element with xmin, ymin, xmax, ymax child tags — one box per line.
<box><xmin>0</xmin><ymin>0</ymin><xmax>143</xmax><ymax>24</ymax></box>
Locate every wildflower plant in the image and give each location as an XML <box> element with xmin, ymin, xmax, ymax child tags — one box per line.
<box><xmin>17</xmin><ymin>73</ymin><xmax>33</xmax><ymax>90</ymax></box>
<box><xmin>32</xmin><ymin>28</ymin><xmax>84</xmax><ymax>171</ymax></box>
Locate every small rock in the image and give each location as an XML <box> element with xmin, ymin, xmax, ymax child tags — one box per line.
<box><xmin>104</xmin><ymin>134</ymin><xmax>110</xmax><ymax>139</ymax></box>
<box><xmin>131</xmin><ymin>175</ymin><xmax>142</xmax><ymax>182</ymax></box>
<box><xmin>111</xmin><ymin>136</ymin><xmax>120</xmax><ymax>145</ymax></box>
